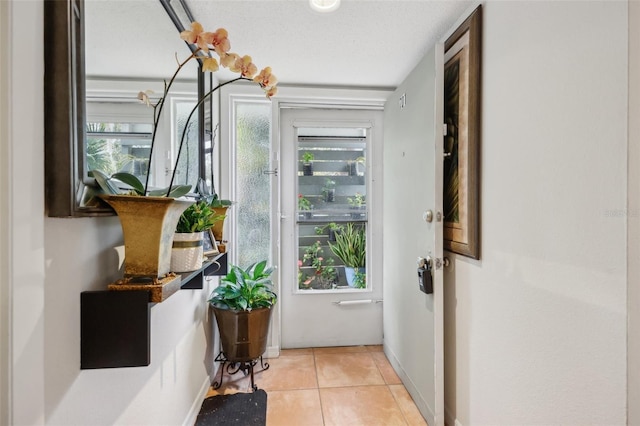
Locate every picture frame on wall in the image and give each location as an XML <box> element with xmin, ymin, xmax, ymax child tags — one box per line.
<box><xmin>203</xmin><ymin>229</ymin><xmax>219</xmax><ymax>256</ymax></box>
<box><xmin>443</xmin><ymin>5</ymin><xmax>482</xmax><ymax>259</ymax></box>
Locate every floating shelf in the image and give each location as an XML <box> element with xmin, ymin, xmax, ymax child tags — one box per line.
<box><xmin>80</xmin><ymin>252</ymin><xmax>227</xmax><ymax>369</ymax></box>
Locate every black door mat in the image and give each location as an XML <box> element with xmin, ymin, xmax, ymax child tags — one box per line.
<box><xmin>195</xmin><ymin>390</ymin><xmax>267</xmax><ymax>425</ymax></box>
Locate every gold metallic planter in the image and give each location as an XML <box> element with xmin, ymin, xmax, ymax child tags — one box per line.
<box><xmin>211</xmin><ymin>206</ymin><xmax>229</xmax><ymax>242</ymax></box>
<box><xmin>101</xmin><ymin>195</ymin><xmax>192</xmax><ymax>280</ymax></box>
<box><xmin>211</xmin><ymin>306</ymin><xmax>273</xmax><ymax>362</ymax></box>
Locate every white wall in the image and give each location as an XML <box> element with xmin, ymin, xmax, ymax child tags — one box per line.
<box><xmin>628</xmin><ymin>1</ymin><xmax>640</xmax><ymax>424</ymax></box>
<box><xmin>7</xmin><ymin>1</ymin><xmax>46</xmax><ymax>424</ymax></box>
<box><xmin>444</xmin><ymin>1</ymin><xmax>629</xmax><ymax>425</ymax></box>
<box><xmin>4</xmin><ymin>2</ymin><xmax>221</xmax><ymax>424</ymax></box>
<box><xmin>1</xmin><ymin>0</ymin><xmax>12</xmax><ymax>424</ymax></box>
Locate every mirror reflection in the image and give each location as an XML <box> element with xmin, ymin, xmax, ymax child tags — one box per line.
<box><xmin>84</xmin><ymin>0</ymin><xmax>200</xmax><ymax>194</ymax></box>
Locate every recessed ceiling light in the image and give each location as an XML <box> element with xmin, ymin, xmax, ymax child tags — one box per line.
<box><xmin>309</xmin><ymin>0</ymin><xmax>341</xmax><ymax>13</ymax></box>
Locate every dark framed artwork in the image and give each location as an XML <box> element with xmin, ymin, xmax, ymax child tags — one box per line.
<box><xmin>443</xmin><ymin>5</ymin><xmax>482</xmax><ymax>259</ymax></box>
<box><xmin>203</xmin><ymin>229</ymin><xmax>219</xmax><ymax>256</ymax></box>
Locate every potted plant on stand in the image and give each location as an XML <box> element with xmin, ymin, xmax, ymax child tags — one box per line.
<box><xmin>209</xmin><ymin>260</ymin><xmax>277</xmax><ymax>391</ymax></box>
<box><xmin>329</xmin><ymin>223</ymin><xmax>366</xmax><ymax>288</ymax></box>
<box><xmin>171</xmin><ymin>201</ymin><xmax>224</xmax><ymax>272</ymax></box>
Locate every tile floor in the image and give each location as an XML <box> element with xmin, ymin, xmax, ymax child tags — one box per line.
<box><xmin>205</xmin><ymin>345</ymin><xmax>428</xmax><ymax>426</ymax></box>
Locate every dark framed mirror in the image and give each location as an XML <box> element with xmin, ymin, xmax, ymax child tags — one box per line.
<box><xmin>44</xmin><ymin>0</ymin><xmax>207</xmax><ymax>217</ymax></box>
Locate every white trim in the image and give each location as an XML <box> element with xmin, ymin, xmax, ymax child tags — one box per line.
<box><xmin>220</xmin><ymin>83</ymin><xmax>391</xmax><ymax>354</ymax></box>
<box><xmin>384</xmin><ymin>344</ymin><xmax>433</xmax><ymax>426</ymax></box>
<box><xmin>182</xmin><ymin>376</ymin><xmax>211</xmax><ymax>426</ymax></box>
<box><xmin>0</xmin><ymin>0</ymin><xmax>11</xmax><ymax>423</ymax></box>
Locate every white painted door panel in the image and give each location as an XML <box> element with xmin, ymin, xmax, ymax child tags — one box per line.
<box><xmin>279</xmin><ymin>108</ymin><xmax>384</xmax><ymax>348</ymax></box>
<box><xmin>382</xmin><ymin>44</ymin><xmax>444</xmax><ymax>426</ymax></box>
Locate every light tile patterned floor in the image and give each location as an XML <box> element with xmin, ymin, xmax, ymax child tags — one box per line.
<box><xmin>205</xmin><ymin>345</ymin><xmax>428</xmax><ymax>426</ymax></box>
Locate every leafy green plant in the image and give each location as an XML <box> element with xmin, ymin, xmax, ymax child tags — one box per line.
<box><xmin>208</xmin><ymin>260</ymin><xmax>276</xmax><ymax>311</ymax></box>
<box><xmin>314</xmin><ymin>222</ymin><xmax>344</xmax><ymax>236</ymax></box>
<box><xmin>298</xmin><ymin>194</ymin><xmax>312</xmax><ymax>210</ymax></box>
<box><xmin>91</xmin><ymin>170</ymin><xmax>192</xmax><ymax>198</ymax></box>
<box><xmin>299</xmin><ymin>241</ymin><xmax>337</xmax><ymax>289</ymax></box>
<box><xmin>175</xmin><ymin>201</ymin><xmax>224</xmax><ymax>233</ymax></box>
<box><xmin>347</xmin><ymin>192</ymin><xmax>365</xmax><ymax>208</ymax></box>
<box><xmin>195</xmin><ymin>178</ymin><xmax>234</xmax><ymax>208</ymax></box>
<box><xmin>328</xmin><ymin>223</ymin><xmax>366</xmax><ymax>268</ymax></box>
<box><xmin>302</xmin><ymin>152</ymin><xmax>314</xmax><ymax>163</ymax></box>
<box><xmin>353</xmin><ymin>269</ymin><xmax>366</xmax><ymax>289</ymax></box>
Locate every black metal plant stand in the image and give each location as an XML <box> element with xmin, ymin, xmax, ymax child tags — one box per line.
<box><xmin>212</xmin><ymin>352</ymin><xmax>270</xmax><ymax>392</ymax></box>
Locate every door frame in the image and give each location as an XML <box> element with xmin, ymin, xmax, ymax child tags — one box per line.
<box><xmin>271</xmin><ymin>87</ymin><xmax>390</xmax><ymax>353</ymax></box>
<box><xmin>279</xmin><ymin>107</ymin><xmax>384</xmax><ymax>348</ymax></box>
<box><xmin>0</xmin><ymin>0</ymin><xmax>11</xmax><ymax>423</ymax></box>
<box><xmin>220</xmin><ymin>84</ymin><xmax>390</xmax><ymax>355</ymax></box>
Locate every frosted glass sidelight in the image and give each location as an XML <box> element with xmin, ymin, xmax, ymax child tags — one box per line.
<box><xmin>235</xmin><ymin>102</ymin><xmax>272</xmax><ymax>267</ymax></box>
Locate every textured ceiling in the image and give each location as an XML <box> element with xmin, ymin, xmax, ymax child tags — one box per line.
<box><xmin>85</xmin><ymin>0</ymin><xmax>472</xmax><ymax>88</ymax></box>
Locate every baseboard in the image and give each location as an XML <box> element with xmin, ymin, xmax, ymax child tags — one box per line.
<box><xmin>383</xmin><ymin>344</ymin><xmax>434</xmax><ymax>425</ymax></box>
<box><xmin>265</xmin><ymin>345</ymin><xmax>280</xmax><ymax>358</ymax></box>
<box><xmin>183</xmin><ymin>376</ymin><xmax>211</xmax><ymax>426</ymax></box>
<box><xmin>445</xmin><ymin>405</ymin><xmax>462</xmax><ymax>426</ymax></box>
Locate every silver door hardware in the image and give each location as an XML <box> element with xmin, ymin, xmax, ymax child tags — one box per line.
<box><xmin>332</xmin><ymin>299</ymin><xmax>383</xmax><ymax>306</ymax></box>
<box><xmin>436</xmin><ymin>211</ymin><xmax>442</xmax><ymax>222</ymax></box>
<box><xmin>417</xmin><ymin>256</ymin><xmax>432</xmax><ymax>269</ymax></box>
<box><xmin>423</xmin><ymin>210</ymin><xmax>433</xmax><ymax>223</ymax></box>
<box><xmin>263</xmin><ymin>167</ymin><xmax>278</xmax><ymax>176</ymax></box>
<box><xmin>417</xmin><ymin>256</ymin><xmax>433</xmax><ymax>294</ymax></box>
<box><xmin>443</xmin><ymin>257</ymin><xmax>451</xmax><ymax>267</ymax></box>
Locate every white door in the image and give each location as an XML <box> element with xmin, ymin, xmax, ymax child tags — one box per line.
<box><xmin>382</xmin><ymin>43</ymin><xmax>444</xmax><ymax>426</ymax></box>
<box><xmin>279</xmin><ymin>107</ymin><xmax>384</xmax><ymax>348</ymax></box>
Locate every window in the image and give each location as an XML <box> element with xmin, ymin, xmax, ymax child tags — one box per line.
<box><xmin>296</xmin><ymin>128</ymin><xmax>368</xmax><ymax>290</ymax></box>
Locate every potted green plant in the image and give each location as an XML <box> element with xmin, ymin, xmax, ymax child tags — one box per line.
<box><xmin>323</xmin><ymin>178</ymin><xmax>336</xmax><ymax>202</ymax></box>
<box><xmin>89</xmin><ymin>21</ymin><xmax>278</xmax><ymax>281</ymax></box>
<box><xmin>348</xmin><ymin>192</ymin><xmax>366</xmax><ymax>219</ymax></box>
<box><xmin>171</xmin><ymin>201</ymin><xmax>224</xmax><ymax>272</ymax></box>
<box><xmin>302</xmin><ymin>151</ymin><xmax>314</xmax><ymax>176</ymax></box>
<box><xmin>209</xmin><ymin>260</ymin><xmax>277</xmax><ymax>363</ymax></box>
<box><xmin>196</xmin><ymin>180</ymin><xmax>234</xmax><ymax>243</ymax></box>
<box><xmin>328</xmin><ymin>223</ymin><xmax>366</xmax><ymax>288</ymax></box>
<box><xmin>298</xmin><ymin>194</ymin><xmax>313</xmax><ymax>219</ymax></box>
<box><xmin>298</xmin><ymin>241</ymin><xmax>337</xmax><ymax>289</ymax></box>
<box><xmin>315</xmin><ymin>222</ymin><xmax>344</xmax><ymax>242</ymax></box>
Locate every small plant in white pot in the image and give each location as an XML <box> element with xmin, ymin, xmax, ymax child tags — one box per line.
<box><xmin>171</xmin><ymin>201</ymin><xmax>224</xmax><ymax>272</ymax></box>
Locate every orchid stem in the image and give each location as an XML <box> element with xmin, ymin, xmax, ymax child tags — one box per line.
<box><xmin>166</xmin><ymin>76</ymin><xmax>249</xmax><ymax>197</ymax></box>
<box><xmin>143</xmin><ymin>52</ymin><xmax>197</xmax><ymax>195</ymax></box>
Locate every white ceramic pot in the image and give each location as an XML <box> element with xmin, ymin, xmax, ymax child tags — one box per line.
<box><xmin>171</xmin><ymin>231</ymin><xmax>204</xmax><ymax>272</ymax></box>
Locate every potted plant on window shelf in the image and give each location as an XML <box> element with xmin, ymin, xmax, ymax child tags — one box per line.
<box><xmin>298</xmin><ymin>194</ymin><xmax>313</xmax><ymax>219</ymax></box>
<box><xmin>302</xmin><ymin>151</ymin><xmax>314</xmax><ymax>176</ymax></box>
<box><xmin>171</xmin><ymin>201</ymin><xmax>224</xmax><ymax>272</ymax></box>
<box><xmin>298</xmin><ymin>240</ymin><xmax>338</xmax><ymax>290</ymax></box>
<box><xmin>328</xmin><ymin>223</ymin><xmax>366</xmax><ymax>288</ymax></box>
<box><xmin>209</xmin><ymin>260</ymin><xmax>276</xmax><ymax>390</ymax></box>
<box><xmin>323</xmin><ymin>179</ymin><xmax>336</xmax><ymax>203</ymax></box>
<box><xmin>315</xmin><ymin>222</ymin><xmax>344</xmax><ymax>242</ymax></box>
<box><xmin>91</xmin><ymin>21</ymin><xmax>278</xmax><ymax>283</ymax></box>
<box><xmin>348</xmin><ymin>192</ymin><xmax>366</xmax><ymax>219</ymax></box>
